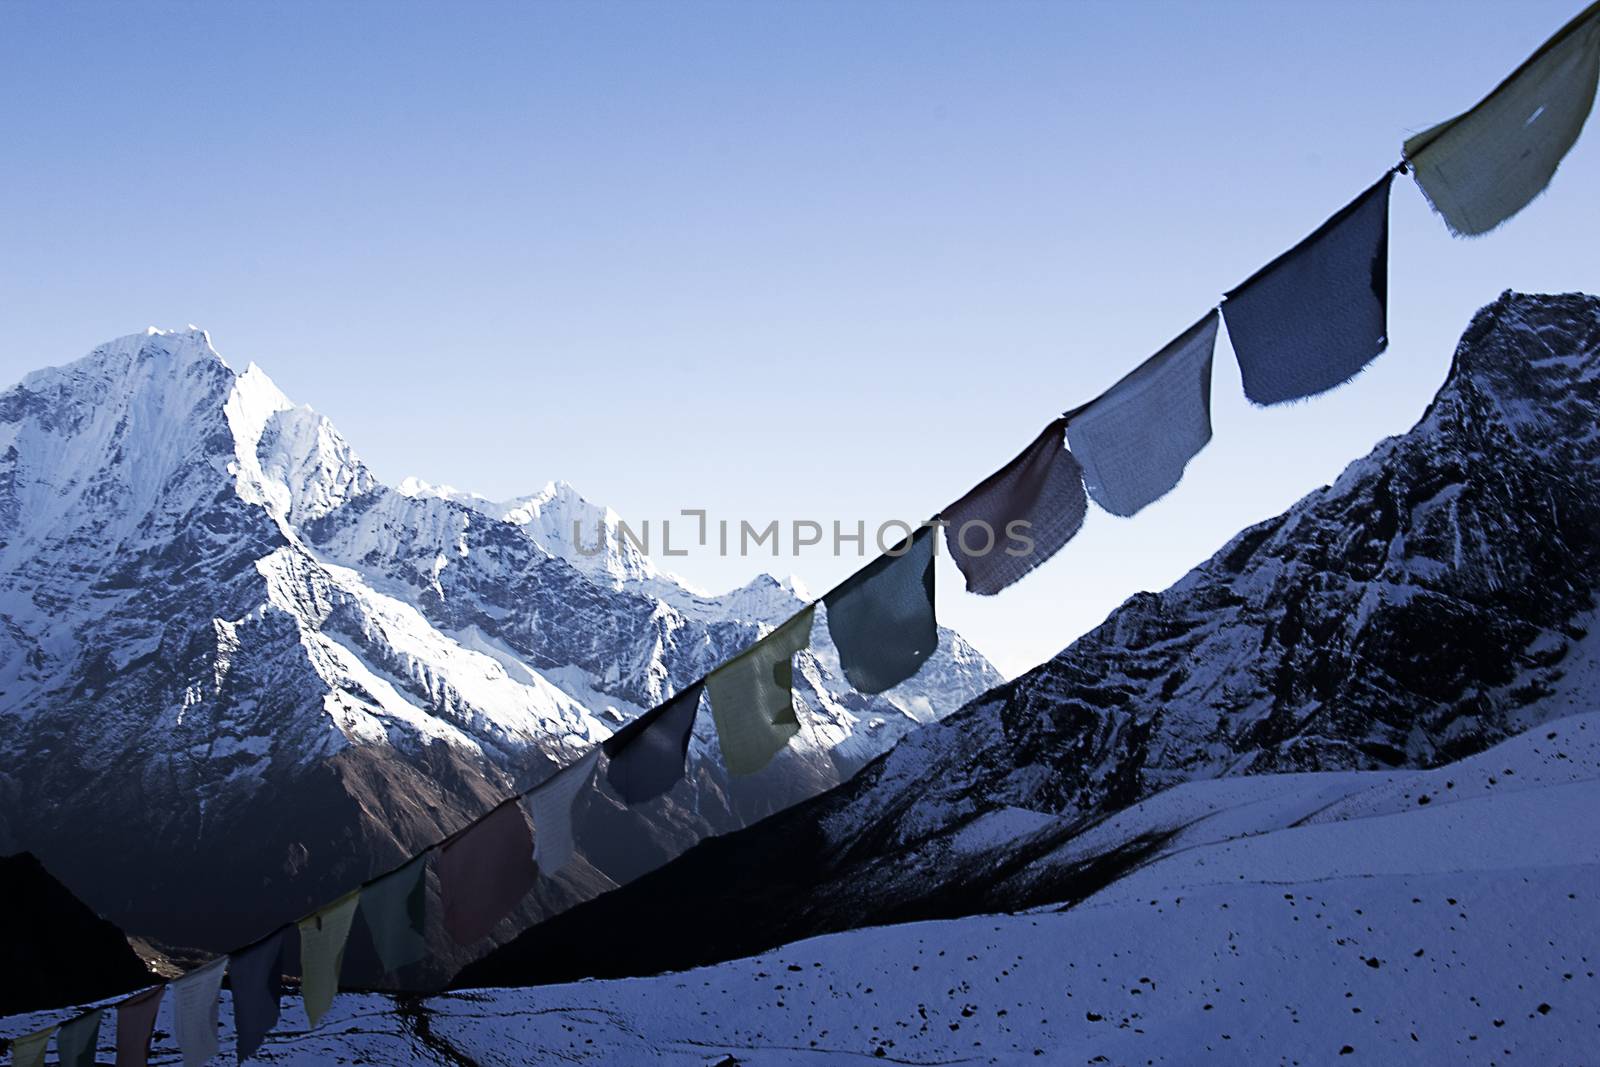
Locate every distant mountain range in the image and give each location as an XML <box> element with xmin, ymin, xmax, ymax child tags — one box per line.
<box><xmin>0</xmin><ymin>327</ymin><xmax>1000</xmax><ymax>953</ymax></box>
<box><xmin>460</xmin><ymin>290</ymin><xmax>1600</xmax><ymax>988</ymax></box>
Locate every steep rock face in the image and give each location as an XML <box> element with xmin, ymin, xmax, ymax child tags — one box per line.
<box><xmin>0</xmin><ymin>852</ymin><xmax>153</xmax><ymax>1015</ymax></box>
<box><xmin>0</xmin><ymin>329</ymin><xmax>1000</xmax><ymax>951</ymax></box>
<box><xmin>460</xmin><ymin>291</ymin><xmax>1600</xmax><ymax>987</ymax></box>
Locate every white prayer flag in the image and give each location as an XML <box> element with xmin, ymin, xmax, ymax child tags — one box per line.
<box><xmin>169</xmin><ymin>956</ymin><xmax>227</xmax><ymax>1067</ymax></box>
<box><xmin>1067</xmin><ymin>312</ymin><xmax>1218</xmax><ymax>517</ymax></box>
<box><xmin>523</xmin><ymin>749</ymin><xmax>601</xmax><ymax>875</ymax></box>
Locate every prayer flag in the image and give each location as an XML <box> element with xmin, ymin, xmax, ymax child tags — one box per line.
<box><xmin>358</xmin><ymin>854</ymin><xmax>429</xmax><ymax>975</ymax></box>
<box><xmin>823</xmin><ymin>526</ymin><xmax>937</xmax><ymax>694</ymax></box>
<box><xmin>602</xmin><ymin>682</ymin><xmax>704</xmax><ymax>804</ymax></box>
<box><xmin>170</xmin><ymin>957</ymin><xmax>227</xmax><ymax>1067</ymax></box>
<box><xmin>523</xmin><ymin>750</ymin><xmax>601</xmax><ymax>876</ymax></box>
<box><xmin>942</xmin><ymin>420</ymin><xmax>1087</xmax><ymax>595</ymax></box>
<box><xmin>116</xmin><ymin>986</ymin><xmax>164</xmax><ymax>1067</ymax></box>
<box><xmin>299</xmin><ymin>891</ymin><xmax>359</xmax><ymax>1028</ymax></box>
<box><xmin>55</xmin><ymin>1010</ymin><xmax>101</xmax><ymax>1067</ymax></box>
<box><xmin>1405</xmin><ymin>4</ymin><xmax>1600</xmax><ymax>235</ymax></box>
<box><xmin>706</xmin><ymin>606</ymin><xmax>816</xmax><ymax>776</ymax></box>
<box><xmin>8</xmin><ymin>1027</ymin><xmax>53</xmax><ymax>1067</ymax></box>
<box><xmin>1067</xmin><ymin>311</ymin><xmax>1218</xmax><ymax>517</ymax></box>
<box><xmin>229</xmin><ymin>929</ymin><xmax>286</xmax><ymax>1062</ymax></box>
<box><xmin>436</xmin><ymin>801</ymin><xmax>538</xmax><ymax>946</ymax></box>
<box><xmin>1223</xmin><ymin>173</ymin><xmax>1393</xmax><ymax>405</ymax></box>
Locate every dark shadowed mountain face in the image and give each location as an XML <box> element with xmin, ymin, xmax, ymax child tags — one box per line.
<box><xmin>0</xmin><ymin>852</ymin><xmax>153</xmax><ymax>1015</ymax></box>
<box><xmin>0</xmin><ymin>330</ymin><xmax>999</xmax><ymax>957</ymax></box>
<box><xmin>459</xmin><ymin>291</ymin><xmax>1600</xmax><ymax>989</ymax></box>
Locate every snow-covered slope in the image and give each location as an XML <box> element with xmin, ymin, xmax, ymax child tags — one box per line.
<box><xmin>8</xmin><ymin>713</ymin><xmax>1593</xmax><ymax>1065</ymax></box>
<box><xmin>463</xmin><ymin>291</ymin><xmax>1600</xmax><ymax>988</ymax></box>
<box><xmin>0</xmin><ymin>327</ymin><xmax>1000</xmax><ymax>951</ymax></box>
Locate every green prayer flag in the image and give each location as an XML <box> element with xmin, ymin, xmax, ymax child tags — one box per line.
<box><xmin>823</xmin><ymin>527</ymin><xmax>937</xmax><ymax>695</ymax></box>
<box><xmin>706</xmin><ymin>605</ymin><xmax>815</xmax><ymax>776</ymax></box>
<box><xmin>298</xmin><ymin>890</ymin><xmax>360</xmax><ymax>1028</ymax></box>
<box><xmin>358</xmin><ymin>854</ymin><xmax>429</xmax><ymax>975</ymax></box>
<box><xmin>55</xmin><ymin>1009</ymin><xmax>101</xmax><ymax>1067</ymax></box>
<box><xmin>8</xmin><ymin>1026</ymin><xmax>54</xmax><ymax>1067</ymax></box>
<box><xmin>1405</xmin><ymin>3</ymin><xmax>1600</xmax><ymax>235</ymax></box>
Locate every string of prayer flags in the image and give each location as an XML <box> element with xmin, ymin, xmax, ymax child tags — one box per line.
<box><xmin>706</xmin><ymin>605</ymin><xmax>815</xmax><ymax>776</ymax></box>
<box><xmin>602</xmin><ymin>681</ymin><xmax>704</xmax><ymax>804</ymax></box>
<box><xmin>942</xmin><ymin>419</ymin><xmax>1087</xmax><ymax>595</ymax></box>
<box><xmin>1066</xmin><ymin>311</ymin><xmax>1219</xmax><ymax>517</ymax></box>
<box><xmin>170</xmin><ymin>956</ymin><xmax>227</xmax><ymax>1067</ymax></box>
<box><xmin>524</xmin><ymin>749</ymin><xmax>601</xmax><ymax>875</ymax></box>
<box><xmin>229</xmin><ymin>929</ymin><xmax>287</xmax><ymax>1062</ymax></box>
<box><xmin>299</xmin><ymin>889</ymin><xmax>360</xmax><ymax>1028</ymax></box>
<box><xmin>8</xmin><ymin>1026</ymin><xmax>53</xmax><ymax>1067</ymax></box>
<box><xmin>358</xmin><ymin>853</ymin><xmax>429</xmax><ymax>975</ymax></box>
<box><xmin>436</xmin><ymin>800</ymin><xmax>538</xmax><ymax>946</ymax></box>
<box><xmin>823</xmin><ymin>525</ymin><xmax>937</xmax><ymax>694</ymax></box>
<box><xmin>116</xmin><ymin>986</ymin><xmax>164</xmax><ymax>1067</ymax></box>
<box><xmin>1223</xmin><ymin>173</ymin><xmax>1394</xmax><ymax>406</ymax></box>
<box><xmin>19</xmin><ymin>10</ymin><xmax>1600</xmax><ymax>1042</ymax></box>
<box><xmin>1405</xmin><ymin>3</ymin><xmax>1600</xmax><ymax>236</ymax></box>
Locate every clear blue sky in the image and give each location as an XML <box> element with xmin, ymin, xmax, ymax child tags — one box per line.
<box><xmin>3</xmin><ymin>1</ymin><xmax>1598</xmax><ymax>676</ymax></box>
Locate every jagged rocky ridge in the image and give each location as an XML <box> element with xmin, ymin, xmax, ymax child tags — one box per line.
<box><xmin>0</xmin><ymin>328</ymin><xmax>1000</xmax><ymax>956</ymax></box>
<box><xmin>461</xmin><ymin>290</ymin><xmax>1600</xmax><ymax>987</ymax></box>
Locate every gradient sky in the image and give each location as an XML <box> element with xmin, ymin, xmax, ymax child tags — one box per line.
<box><xmin>3</xmin><ymin>0</ymin><xmax>1598</xmax><ymax>676</ymax></box>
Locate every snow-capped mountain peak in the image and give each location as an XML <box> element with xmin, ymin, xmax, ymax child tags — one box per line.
<box><xmin>397</xmin><ymin>476</ymin><xmax>662</xmax><ymax>589</ymax></box>
<box><xmin>495</xmin><ymin>479</ymin><xmax>661</xmax><ymax>587</ymax></box>
<box><xmin>0</xmin><ymin>327</ymin><xmax>1000</xmax><ymax>949</ymax></box>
